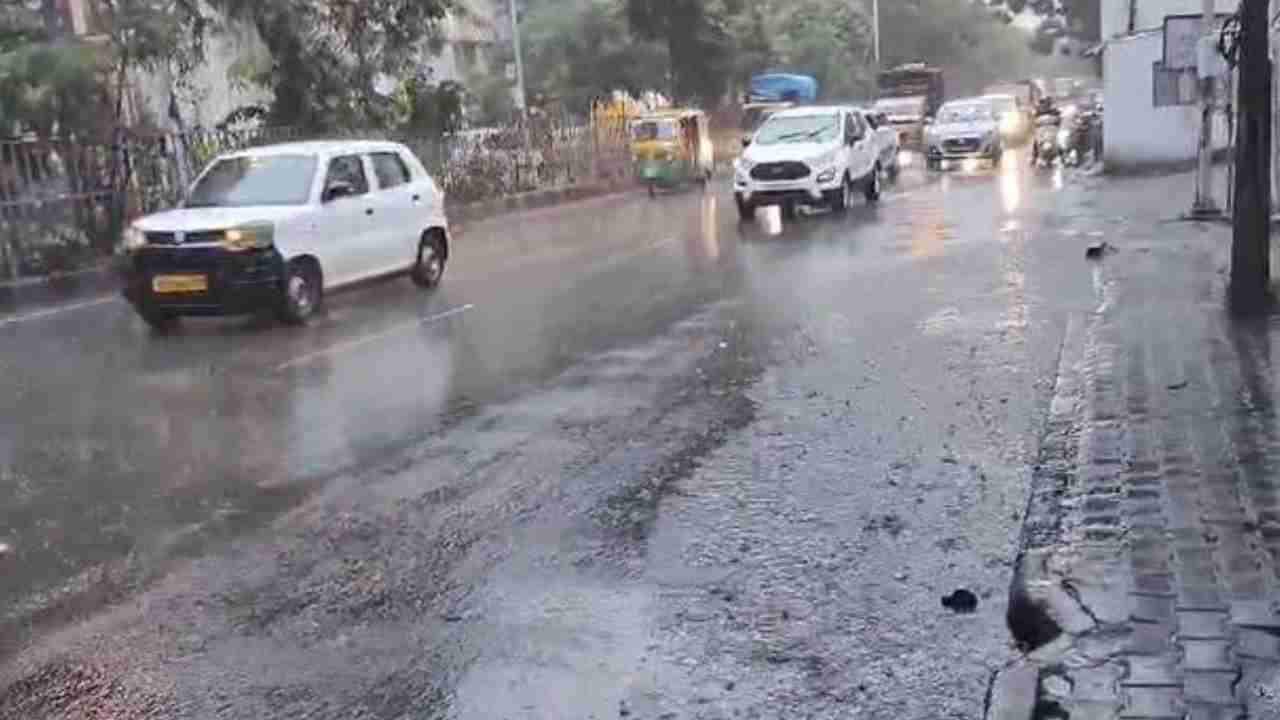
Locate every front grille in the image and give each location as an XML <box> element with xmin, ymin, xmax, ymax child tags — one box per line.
<box><xmin>943</xmin><ymin>137</ymin><xmax>980</xmax><ymax>152</ymax></box>
<box><xmin>146</xmin><ymin>230</ymin><xmax>224</xmax><ymax>246</ymax></box>
<box><xmin>750</xmin><ymin>161</ymin><xmax>810</xmax><ymax>181</ymax></box>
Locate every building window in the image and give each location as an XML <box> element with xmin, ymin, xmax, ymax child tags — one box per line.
<box><xmin>1153</xmin><ymin>63</ymin><xmax>1197</xmax><ymax>107</ymax></box>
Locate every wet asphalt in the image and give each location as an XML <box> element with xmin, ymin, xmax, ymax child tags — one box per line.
<box><xmin>1</xmin><ymin>149</ymin><xmax>1111</xmax><ymax>718</ymax></box>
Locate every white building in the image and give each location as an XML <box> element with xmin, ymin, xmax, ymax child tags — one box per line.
<box><xmin>1098</xmin><ymin>0</ymin><xmax>1236</xmax><ymax>172</ymax></box>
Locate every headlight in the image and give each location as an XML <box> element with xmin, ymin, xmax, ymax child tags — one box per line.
<box><xmin>122</xmin><ymin>225</ymin><xmax>146</xmax><ymax>253</ymax></box>
<box><xmin>734</xmin><ymin>158</ymin><xmax>754</xmax><ymax>174</ymax></box>
<box><xmin>221</xmin><ymin>223</ymin><xmax>275</xmax><ymax>252</ymax></box>
<box><xmin>816</xmin><ymin>169</ymin><xmax>837</xmax><ymax>184</ymax></box>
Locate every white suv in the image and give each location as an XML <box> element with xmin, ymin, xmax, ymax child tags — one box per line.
<box><xmin>733</xmin><ymin>106</ymin><xmax>881</xmax><ymax>220</ymax></box>
<box><xmin>120</xmin><ymin>140</ymin><xmax>449</xmax><ymax>330</ymax></box>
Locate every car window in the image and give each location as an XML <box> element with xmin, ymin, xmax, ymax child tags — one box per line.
<box><xmin>325</xmin><ymin>155</ymin><xmax>369</xmax><ymax>196</ymax></box>
<box><xmin>846</xmin><ymin>113</ymin><xmax>863</xmax><ymax>141</ymax></box>
<box><xmin>370</xmin><ymin>152</ymin><xmax>412</xmax><ymax>190</ymax></box>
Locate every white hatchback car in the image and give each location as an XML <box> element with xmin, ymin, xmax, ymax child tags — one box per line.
<box><xmin>120</xmin><ymin>140</ymin><xmax>449</xmax><ymax>329</ymax></box>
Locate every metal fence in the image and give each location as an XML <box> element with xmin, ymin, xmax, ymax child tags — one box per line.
<box><xmin>0</xmin><ymin>118</ymin><xmax>630</xmax><ymax>281</ymax></box>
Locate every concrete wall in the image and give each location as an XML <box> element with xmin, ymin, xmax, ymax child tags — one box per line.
<box><xmin>1101</xmin><ymin>0</ymin><xmax>1236</xmax><ymax>39</ymax></box>
<box><xmin>1103</xmin><ymin>30</ymin><xmax>1230</xmax><ymax>171</ymax></box>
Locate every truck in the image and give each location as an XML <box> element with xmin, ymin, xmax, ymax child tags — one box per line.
<box><xmin>876</xmin><ymin>64</ymin><xmax>945</xmax><ymax>119</ymax></box>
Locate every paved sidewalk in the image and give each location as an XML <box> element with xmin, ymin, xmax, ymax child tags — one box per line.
<box><xmin>1004</xmin><ymin>172</ymin><xmax>1280</xmax><ymax>719</ymax></box>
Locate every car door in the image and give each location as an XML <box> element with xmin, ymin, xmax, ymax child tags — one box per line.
<box><xmin>845</xmin><ymin>111</ymin><xmax>874</xmax><ymax>182</ymax></box>
<box><xmin>367</xmin><ymin>150</ymin><xmax>418</xmax><ymax>273</ymax></box>
<box><xmin>317</xmin><ymin>153</ymin><xmax>377</xmax><ymax>286</ymax></box>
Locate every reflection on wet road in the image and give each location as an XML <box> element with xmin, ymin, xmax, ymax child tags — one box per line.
<box><xmin>1</xmin><ymin>146</ymin><xmax>1098</xmax><ymax>713</ymax></box>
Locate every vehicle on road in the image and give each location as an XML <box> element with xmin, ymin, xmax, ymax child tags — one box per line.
<box><xmin>1031</xmin><ymin>113</ymin><xmax>1065</xmax><ymax>168</ymax></box>
<box><xmin>924</xmin><ymin>98</ymin><xmax>1003</xmax><ymax>169</ymax></box>
<box><xmin>861</xmin><ymin>109</ymin><xmax>903</xmax><ymax>179</ymax></box>
<box><xmin>877</xmin><ymin>63</ymin><xmax>946</xmax><ymax>121</ymax></box>
<box><xmin>983</xmin><ymin>93</ymin><xmax>1031</xmax><ymax>144</ymax></box>
<box><xmin>120</xmin><ymin>140</ymin><xmax>450</xmax><ymax>330</ymax></box>
<box><xmin>740</xmin><ymin>101</ymin><xmax>794</xmax><ymax>148</ymax></box>
<box><xmin>734</xmin><ymin>105</ymin><xmax>882</xmax><ymax>220</ymax></box>
<box><xmin>873</xmin><ymin>95</ymin><xmax>929</xmax><ymax>149</ymax></box>
<box><xmin>745</xmin><ymin>73</ymin><xmax>820</xmax><ymax>104</ymax></box>
<box><xmin>631</xmin><ymin>109</ymin><xmax>715</xmax><ymax>197</ymax></box>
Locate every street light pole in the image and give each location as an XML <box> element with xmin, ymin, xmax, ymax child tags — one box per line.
<box><xmin>1230</xmin><ymin>0</ymin><xmax>1271</xmax><ymax>309</ymax></box>
<box><xmin>871</xmin><ymin>0</ymin><xmax>881</xmax><ymax>67</ymax></box>
<box><xmin>1192</xmin><ymin>0</ymin><xmax>1220</xmax><ymax>217</ymax></box>
<box><xmin>508</xmin><ymin>0</ymin><xmax>527</xmax><ymax>112</ymax></box>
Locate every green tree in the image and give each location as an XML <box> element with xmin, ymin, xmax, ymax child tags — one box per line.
<box><xmin>622</xmin><ymin>0</ymin><xmax>743</xmax><ymax>103</ymax></box>
<box><xmin>210</xmin><ymin>0</ymin><xmax>456</xmax><ymax>130</ymax></box>
<box><xmin>774</xmin><ymin>0</ymin><xmax>874</xmax><ymax>100</ymax></box>
<box><xmin>524</xmin><ymin>0</ymin><xmax>666</xmax><ymax>113</ymax></box>
<box><xmin>0</xmin><ymin>1</ymin><xmax>105</xmax><ymax>137</ymax></box>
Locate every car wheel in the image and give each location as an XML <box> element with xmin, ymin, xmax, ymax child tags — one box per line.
<box><xmin>735</xmin><ymin>195</ymin><xmax>755</xmax><ymax>221</ymax></box>
<box><xmin>864</xmin><ymin>165</ymin><xmax>881</xmax><ymax>202</ymax></box>
<box><xmin>832</xmin><ymin>175</ymin><xmax>853</xmax><ymax>214</ymax></box>
<box><xmin>278</xmin><ymin>260</ymin><xmax>322</xmax><ymax>325</ymax></box>
<box><xmin>139</xmin><ymin>307</ymin><xmax>178</xmax><ymax>333</ymax></box>
<box><xmin>781</xmin><ymin>201</ymin><xmax>798</xmax><ymax>220</ymax></box>
<box><xmin>411</xmin><ymin>234</ymin><xmax>447</xmax><ymax>289</ymax></box>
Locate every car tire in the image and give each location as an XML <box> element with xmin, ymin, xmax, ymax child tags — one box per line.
<box><xmin>278</xmin><ymin>259</ymin><xmax>322</xmax><ymax>325</ymax></box>
<box><xmin>831</xmin><ymin>175</ymin><xmax>853</xmax><ymax>214</ymax></box>
<box><xmin>781</xmin><ymin>201</ymin><xmax>798</xmax><ymax>220</ymax></box>
<box><xmin>735</xmin><ymin>196</ymin><xmax>755</xmax><ymax>221</ymax></box>
<box><xmin>411</xmin><ymin>233</ymin><xmax>447</xmax><ymax>289</ymax></box>
<box><xmin>864</xmin><ymin>165</ymin><xmax>881</xmax><ymax>203</ymax></box>
<box><xmin>139</xmin><ymin>307</ymin><xmax>178</xmax><ymax>333</ymax></box>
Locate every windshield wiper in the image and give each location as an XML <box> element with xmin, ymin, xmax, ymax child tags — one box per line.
<box><xmin>772</xmin><ymin>128</ymin><xmax>831</xmax><ymax>142</ymax></box>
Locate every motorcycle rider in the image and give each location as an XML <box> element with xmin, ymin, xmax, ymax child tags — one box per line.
<box><xmin>1031</xmin><ymin>96</ymin><xmax>1062</xmax><ymax>165</ymax></box>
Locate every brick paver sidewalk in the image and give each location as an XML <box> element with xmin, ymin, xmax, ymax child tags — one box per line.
<box><xmin>1003</xmin><ymin>173</ymin><xmax>1280</xmax><ymax>719</ymax></box>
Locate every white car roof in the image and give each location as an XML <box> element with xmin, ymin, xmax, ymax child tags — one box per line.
<box><xmin>770</xmin><ymin>106</ymin><xmax>849</xmax><ymax>118</ymax></box>
<box><xmin>221</xmin><ymin>140</ymin><xmax>407</xmax><ymax>160</ymax></box>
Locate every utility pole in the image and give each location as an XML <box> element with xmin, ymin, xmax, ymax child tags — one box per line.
<box><xmin>508</xmin><ymin>0</ymin><xmax>527</xmax><ymax>112</ymax></box>
<box><xmin>1192</xmin><ymin>0</ymin><xmax>1220</xmax><ymax>218</ymax></box>
<box><xmin>871</xmin><ymin>0</ymin><xmax>881</xmax><ymax>67</ymax></box>
<box><xmin>1230</xmin><ymin>0</ymin><xmax>1271</xmax><ymax>309</ymax></box>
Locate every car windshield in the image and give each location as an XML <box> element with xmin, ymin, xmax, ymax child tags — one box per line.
<box><xmin>186</xmin><ymin>154</ymin><xmax>318</xmax><ymax>207</ymax></box>
<box><xmin>753</xmin><ymin>114</ymin><xmax>840</xmax><ymax>145</ymax></box>
<box><xmin>937</xmin><ymin>104</ymin><xmax>993</xmax><ymax>123</ymax></box>
<box><xmin>632</xmin><ymin>120</ymin><xmax>677</xmax><ymax>141</ymax></box>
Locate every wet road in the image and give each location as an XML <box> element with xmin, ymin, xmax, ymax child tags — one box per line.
<box><xmin>2</xmin><ymin>150</ymin><xmax>1106</xmax><ymax>718</ymax></box>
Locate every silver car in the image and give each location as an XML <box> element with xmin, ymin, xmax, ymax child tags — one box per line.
<box><xmin>925</xmin><ymin>99</ymin><xmax>1003</xmax><ymax>169</ymax></box>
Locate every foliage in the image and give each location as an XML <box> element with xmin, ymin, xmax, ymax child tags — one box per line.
<box><xmin>209</xmin><ymin>0</ymin><xmax>456</xmax><ymax>131</ymax></box>
<box><xmin>0</xmin><ymin>41</ymin><xmax>104</xmax><ymax>137</ymax></box>
<box><xmin>771</xmin><ymin>0</ymin><xmax>875</xmax><ymax>101</ymax></box>
<box><xmin>623</xmin><ymin>0</ymin><xmax>743</xmax><ymax>103</ymax></box>
<box><xmin>397</xmin><ymin>77</ymin><xmax>466</xmax><ymax>136</ymax></box>
<box><xmin>523</xmin><ymin>0</ymin><xmax>666</xmax><ymax>113</ymax></box>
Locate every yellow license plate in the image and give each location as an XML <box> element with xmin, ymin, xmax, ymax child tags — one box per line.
<box><xmin>152</xmin><ymin>274</ymin><xmax>208</xmax><ymax>294</ymax></box>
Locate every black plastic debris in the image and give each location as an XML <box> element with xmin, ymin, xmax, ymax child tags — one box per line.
<box><xmin>941</xmin><ymin>589</ymin><xmax>979</xmax><ymax>613</ymax></box>
<box><xmin>1085</xmin><ymin>241</ymin><xmax>1112</xmax><ymax>259</ymax></box>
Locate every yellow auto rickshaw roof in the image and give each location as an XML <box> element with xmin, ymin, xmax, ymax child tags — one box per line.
<box><xmin>634</xmin><ymin>109</ymin><xmax>705</xmax><ymax>122</ymax></box>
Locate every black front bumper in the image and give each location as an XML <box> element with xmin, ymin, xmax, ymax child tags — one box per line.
<box><xmin>123</xmin><ymin>246</ymin><xmax>285</xmax><ymax>317</ymax></box>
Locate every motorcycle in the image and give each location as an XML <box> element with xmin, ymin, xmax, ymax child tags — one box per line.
<box><xmin>1031</xmin><ymin>114</ymin><xmax>1061</xmax><ymax>168</ymax></box>
<box><xmin>1062</xmin><ymin>108</ymin><xmax>1102</xmax><ymax>168</ymax></box>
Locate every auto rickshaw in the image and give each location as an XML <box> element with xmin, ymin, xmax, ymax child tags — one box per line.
<box><xmin>631</xmin><ymin>109</ymin><xmax>714</xmax><ymax>197</ymax></box>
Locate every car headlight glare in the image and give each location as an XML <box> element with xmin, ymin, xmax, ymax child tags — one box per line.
<box><xmin>122</xmin><ymin>226</ymin><xmax>146</xmax><ymax>252</ymax></box>
<box><xmin>221</xmin><ymin>223</ymin><xmax>275</xmax><ymax>252</ymax></box>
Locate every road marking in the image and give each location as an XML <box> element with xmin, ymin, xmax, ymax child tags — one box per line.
<box><xmin>276</xmin><ymin>304</ymin><xmax>476</xmax><ymax>371</ymax></box>
<box><xmin>0</xmin><ymin>296</ymin><xmax>118</xmax><ymax>328</ymax></box>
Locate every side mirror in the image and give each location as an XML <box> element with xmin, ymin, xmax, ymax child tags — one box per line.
<box><xmin>741</xmin><ymin>135</ymin><xmax>752</xmax><ymax>148</ymax></box>
<box><xmin>323</xmin><ymin>181</ymin><xmax>355</xmax><ymax>203</ymax></box>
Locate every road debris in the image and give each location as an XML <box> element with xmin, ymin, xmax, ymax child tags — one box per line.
<box><xmin>941</xmin><ymin>589</ymin><xmax>978</xmax><ymax>613</ymax></box>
